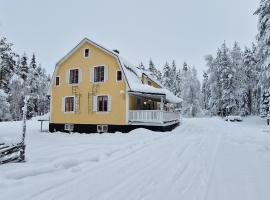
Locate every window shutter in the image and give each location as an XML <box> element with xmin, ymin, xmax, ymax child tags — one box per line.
<box><xmin>108</xmin><ymin>96</ymin><xmax>112</xmax><ymax>112</ymax></box>
<box><xmin>93</xmin><ymin>96</ymin><xmax>97</xmax><ymax>112</ymax></box>
<box><xmin>90</xmin><ymin>68</ymin><xmax>94</xmax><ymax>83</ymax></box>
<box><xmin>78</xmin><ymin>69</ymin><xmax>82</xmax><ymax>83</ymax></box>
<box><xmin>62</xmin><ymin>97</ymin><xmax>65</xmax><ymax>112</ymax></box>
<box><xmin>105</xmin><ymin>66</ymin><xmax>108</xmax><ymax>82</ymax></box>
<box><xmin>75</xmin><ymin>96</ymin><xmax>78</xmax><ymax>112</ymax></box>
<box><xmin>66</xmin><ymin>70</ymin><xmax>70</xmax><ymax>84</ymax></box>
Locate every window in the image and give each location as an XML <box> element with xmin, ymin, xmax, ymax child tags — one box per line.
<box><xmin>84</xmin><ymin>48</ymin><xmax>90</xmax><ymax>57</ymax></box>
<box><xmin>94</xmin><ymin>66</ymin><xmax>105</xmax><ymax>82</ymax></box>
<box><xmin>116</xmin><ymin>70</ymin><xmax>122</xmax><ymax>81</ymax></box>
<box><xmin>148</xmin><ymin>81</ymin><xmax>152</xmax><ymax>86</ymax></box>
<box><xmin>65</xmin><ymin>97</ymin><xmax>75</xmax><ymax>112</ymax></box>
<box><xmin>97</xmin><ymin>125</ymin><xmax>108</xmax><ymax>133</ymax></box>
<box><xmin>55</xmin><ymin>76</ymin><xmax>60</xmax><ymax>86</ymax></box>
<box><xmin>65</xmin><ymin>124</ymin><xmax>74</xmax><ymax>131</ymax></box>
<box><xmin>97</xmin><ymin>96</ymin><xmax>108</xmax><ymax>112</ymax></box>
<box><xmin>69</xmin><ymin>69</ymin><xmax>79</xmax><ymax>84</ymax></box>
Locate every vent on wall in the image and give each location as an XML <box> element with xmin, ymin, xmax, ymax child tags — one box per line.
<box><xmin>113</xmin><ymin>49</ymin><xmax>120</xmax><ymax>54</ymax></box>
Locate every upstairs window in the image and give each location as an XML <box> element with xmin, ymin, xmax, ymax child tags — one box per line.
<box><xmin>148</xmin><ymin>81</ymin><xmax>152</xmax><ymax>86</ymax></box>
<box><xmin>55</xmin><ymin>76</ymin><xmax>60</xmax><ymax>86</ymax></box>
<box><xmin>69</xmin><ymin>69</ymin><xmax>79</xmax><ymax>84</ymax></box>
<box><xmin>97</xmin><ymin>96</ymin><xmax>108</xmax><ymax>112</ymax></box>
<box><xmin>65</xmin><ymin>97</ymin><xmax>75</xmax><ymax>112</ymax></box>
<box><xmin>116</xmin><ymin>70</ymin><xmax>122</xmax><ymax>81</ymax></box>
<box><xmin>84</xmin><ymin>48</ymin><xmax>90</xmax><ymax>57</ymax></box>
<box><xmin>94</xmin><ymin>66</ymin><xmax>105</xmax><ymax>82</ymax></box>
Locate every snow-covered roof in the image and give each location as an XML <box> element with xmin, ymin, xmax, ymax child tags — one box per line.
<box><xmin>118</xmin><ymin>57</ymin><xmax>182</xmax><ymax>104</ymax></box>
<box><xmin>50</xmin><ymin>38</ymin><xmax>182</xmax><ymax>104</ymax></box>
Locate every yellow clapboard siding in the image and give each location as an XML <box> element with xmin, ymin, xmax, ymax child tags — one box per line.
<box><xmin>51</xmin><ymin>42</ymin><xmax>127</xmax><ymax>125</ymax></box>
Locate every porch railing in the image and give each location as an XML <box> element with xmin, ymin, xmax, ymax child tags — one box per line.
<box><xmin>129</xmin><ymin>110</ymin><xmax>179</xmax><ymax>124</ymax></box>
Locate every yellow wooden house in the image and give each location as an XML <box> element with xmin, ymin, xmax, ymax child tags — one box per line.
<box><xmin>49</xmin><ymin>38</ymin><xmax>182</xmax><ymax>133</ymax></box>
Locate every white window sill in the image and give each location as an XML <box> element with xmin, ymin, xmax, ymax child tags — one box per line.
<box><xmin>64</xmin><ymin>111</ymin><xmax>75</xmax><ymax>114</ymax></box>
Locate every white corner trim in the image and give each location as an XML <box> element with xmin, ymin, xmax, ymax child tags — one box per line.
<box><xmin>125</xmin><ymin>85</ymin><xmax>129</xmax><ymax>125</ymax></box>
<box><xmin>49</xmin><ymin>91</ymin><xmax>53</xmax><ymax>123</ymax></box>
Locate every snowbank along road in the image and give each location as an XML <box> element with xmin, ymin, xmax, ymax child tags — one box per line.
<box><xmin>0</xmin><ymin>117</ymin><xmax>270</xmax><ymax>200</ymax></box>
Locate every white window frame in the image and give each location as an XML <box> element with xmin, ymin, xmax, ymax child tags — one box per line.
<box><xmin>64</xmin><ymin>96</ymin><xmax>76</xmax><ymax>113</ymax></box>
<box><xmin>97</xmin><ymin>125</ymin><xmax>108</xmax><ymax>133</ymax></box>
<box><xmin>84</xmin><ymin>48</ymin><xmax>90</xmax><ymax>58</ymax></box>
<box><xmin>68</xmin><ymin>68</ymin><xmax>80</xmax><ymax>85</ymax></box>
<box><xmin>55</xmin><ymin>76</ymin><xmax>60</xmax><ymax>86</ymax></box>
<box><xmin>64</xmin><ymin>124</ymin><xmax>74</xmax><ymax>131</ymax></box>
<box><xmin>96</xmin><ymin>95</ymin><xmax>109</xmax><ymax>113</ymax></box>
<box><xmin>93</xmin><ymin>65</ymin><xmax>106</xmax><ymax>83</ymax></box>
<box><xmin>116</xmin><ymin>70</ymin><xmax>122</xmax><ymax>82</ymax></box>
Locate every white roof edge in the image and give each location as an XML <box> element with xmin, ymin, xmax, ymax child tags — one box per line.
<box><xmin>49</xmin><ymin>38</ymin><xmax>132</xmax><ymax>93</ymax></box>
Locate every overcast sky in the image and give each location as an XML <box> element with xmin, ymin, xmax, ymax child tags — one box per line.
<box><xmin>0</xmin><ymin>0</ymin><xmax>259</xmax><ymax>79</ymax></box>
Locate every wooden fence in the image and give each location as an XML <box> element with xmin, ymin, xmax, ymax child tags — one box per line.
<box><xmin>0</xmin><ymin>143</ymin><xmax>25</xmax><ymax>165</ymax></box>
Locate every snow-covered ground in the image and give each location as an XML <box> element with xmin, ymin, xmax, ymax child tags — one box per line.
<box><xmin>1</xmin><ymin>117</ymin><xmax>270</xmax><ymax>200</ymax></box>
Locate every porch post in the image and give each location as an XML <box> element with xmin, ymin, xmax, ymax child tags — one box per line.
<box><xmin>160</xmin><ymin>97</ymin><xmax>164</xmax><ymax>111</ymax></box>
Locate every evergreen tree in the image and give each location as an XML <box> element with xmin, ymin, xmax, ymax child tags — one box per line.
<box><xmin>181</xmin><ymin>64</ymin><xmax>201</xmax><ymax>117</ymax></box>
<box><xmin>0</xmin><ymin>37</ymin><xmax>17</xmax><ymax>92</ymax></box>
<box><xmin>170</xmin><ymin>60</ymin><xmax>177</xmax><ymax>94</ymax></box>
<box><xmin>0</xmin><ymin>89</ymin><xmax>11</xmax><ymax>121</ymax></box>
<box><xmin>255</xmin><ymin>0</ymin><xmax>270</xmax><ymax>117</ymax></box>
<box><xmin>174</xmin><ymin>69</ymin><xmax>182</xmax><ymax>98</ymax></box>
<box><xmin>205</xmin><ymin>54</ymin><xmax>222</xmax><ymax>115</ymax></box>
<box><xmin>218</xmin><ymin>42</ymin><xmax>238</xmax><ymax>116</ymax></box>
<box><xmin>162</xmin><ymin>62</ymin><xmax>171</xmax><ymax>89</ymax></box>
<box><xmin>202</xmin><ymin>72</ymin><xmax>210</xmax><ymax>110</ymax></box>
<box><xmin>138</xmin><ymin>62</ymin><xmax>145</xmax><ymax>71</ymax></box>
<box><xmin>20</xmin><ymin>53</ymin><xmax>28</xmax><ymax>81</ymax></box>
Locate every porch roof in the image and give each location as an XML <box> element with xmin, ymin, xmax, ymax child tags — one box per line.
<box><xmin>128</xmin><ymin>84</ymin><xmax>182</xmax><ymax>104</ymax></box>
<box><xmin>118</xmin><ymin>57</ymin><xmax>182</xmax><ymax>104</ymax></box>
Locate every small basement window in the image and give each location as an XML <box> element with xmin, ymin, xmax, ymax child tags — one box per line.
<box><xmin>55</xmin><ymin>76</ymin><xmax>60</xmax><ymax>86</ymax></box>
<box><xmin>84</xmin><ymin>48</ymin><xmax>90</xmax><ymax>57</ymax></box>
<box><xmin>64</xmin><ymin>124</ymin><xmax>74</xmax><ymax>131</ymax></box>
<box><xmin>116</xmin><ymin>70</ymin><xmax>122</xmax><ymax>81</ymax></box>
<box><xmin>97</xmin><ymin>125</ymin><xmax>108</xmax><ymax>133</ymax></box>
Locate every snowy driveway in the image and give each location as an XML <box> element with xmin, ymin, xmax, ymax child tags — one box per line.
<box><xmin>1</xmin><ymin>117</ymin><xmax>270</xmax><ymax>200</ymax></box>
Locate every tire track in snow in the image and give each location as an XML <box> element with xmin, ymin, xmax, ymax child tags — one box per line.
<box><xmin>27</xmin><ymin>133</ymin><xmax>175</xmax><ymax>200</ymax></box>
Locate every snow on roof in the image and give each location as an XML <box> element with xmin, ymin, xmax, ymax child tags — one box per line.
<box><xmin>50</xmin><ymin>38</ymin><xmax>182</xmax><ymax>103</ymax></box>
<box><xmin>118</xmin><ymin>57</ymin><xmax>182</xmax><ymax>104</ymax></box>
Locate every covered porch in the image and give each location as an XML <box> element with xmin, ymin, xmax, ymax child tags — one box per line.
<box><xmin>128</xmin><ymin>92</ymin><xmax>180</xmax><ymax>126</ymax></box>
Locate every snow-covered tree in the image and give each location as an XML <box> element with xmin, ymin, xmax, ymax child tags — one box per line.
<box><xmin>255</xmin><ymin>0</ymin><xmax>270</xmax><ymax>117</ymax></box>
<box><xmin>0</xmin><ymin>89</ymin><xmax>11</xmax><ymax>121</ymax></box>
<box><xmin>8</xmin><ymin>74</ymin><xmax>24</xmax><ymax>120</ymax></box>
<box><xmin>138</xmin><ymin>62</ymin><xmax>145</xmax><ymax>71</ymax></box>
<box><xmin>0</xmin><ymin>37</ymin><xmax>17</xmax><ymax>92</ymax></box>
<box><xmin>202</xmin><ymin>72</ymin><xmax>210</xmax><ymax>110</ymax></box>
<box><xmin>181</xmin><ymin>63</ymin><xmax>201</xmax><ymax>117</ymax></box>
<box><xmin>205</xmin><ymin>54</ymin><xmax>222</xmax><ymax>115</ymax></box>
<box><xmin>174</xmin><ymin>69</ymin><xmax>182</xmax><ymax>98</ymax></box>
<box><xmin>162</xmin><ymin>62</ymin><xmax>171</xmax><ymax>89</ymax></box>
<box><xmin>19</xmin><ymin>53</ymin><xmax>28</xmax><ymax>81</ymax></box>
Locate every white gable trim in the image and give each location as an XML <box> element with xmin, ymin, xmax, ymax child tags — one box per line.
<box><xmin>49</xmin><ymin>38</ymin><xmax>131</xmax><ymax>95</ymax></box>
